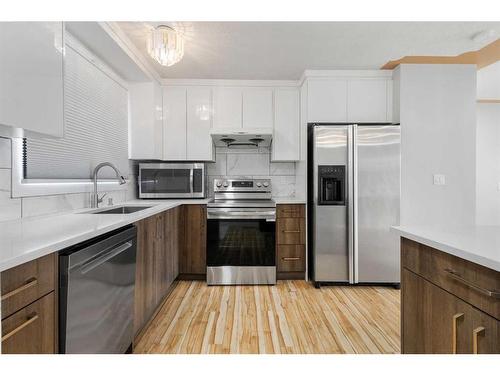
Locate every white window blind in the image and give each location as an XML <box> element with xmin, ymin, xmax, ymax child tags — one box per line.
<box><xmin>24</xmin><ymin>44</ymin><xmax>129</xmax><ymax>180</ymax></box>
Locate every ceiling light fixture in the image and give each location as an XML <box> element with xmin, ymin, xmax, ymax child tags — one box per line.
<box><xmin>147</xmin><ymin>25</ymin><xmax>184</xmax><ymax>67</ymax></box>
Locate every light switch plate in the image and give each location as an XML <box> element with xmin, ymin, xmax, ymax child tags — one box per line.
<box><xmin>433</xmin><ymin>174</ymin><xmax>446</xmax><ymax>185</ymax></box>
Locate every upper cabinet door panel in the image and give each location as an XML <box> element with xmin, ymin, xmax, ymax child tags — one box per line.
<box><xmin>187</xmin><ymin>87</ymin><xmax>213</xmax><ymax>161</ymax></box>
<box><xmin>307</xmin><ymin>79</ymin><xmax>348</xmax><ymax>123</ymax></box>
<box><xmin>347</xmin><ymin>79</ymin><xmax>388</xmax><ymax>123</ymax></box>
<box><xmin>242</xmin><ymin>88</ymin><xmax>274</xmax><ymax>129</ymax></box>
<box><xmin>129</xmin><ymin>82</ymin><xmax>163</xmax><ymax>160</ymax></box>
<box><xmin>213</xmin><ymin>87</ymin><xmax>242</xmax><ymax>129</ymax></box>
<box><xmin>272</xmin><ymin>89</ymin><xmax>299</xmax><ymax>161</ymax></box>
<box><xmin>0</xmin><ymin>22</ymin><xmax>64</xmax><ymax>138</ymax></box>
<box><xmin>153</xmin><ymin>82</ymin><xmax>164</xmax><ymax>158</ymax></box>
<box><xmin>163</xmin><ymin>87</ymin><xmax>187</xmax><ymax>160</ymax></box>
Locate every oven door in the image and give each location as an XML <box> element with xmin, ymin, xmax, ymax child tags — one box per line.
<box><xmin>139</xmin><ymin>163</ymin><xmax>205</xmax><ymax>198</ymax></box>
<box><xmin>206</xmin><ymin>209</ymin><xmax>276</xmax><ymax>285</ymax></box>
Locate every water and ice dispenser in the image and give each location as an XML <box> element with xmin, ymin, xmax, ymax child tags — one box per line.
<box><xmin>317</xmin><ymin>165</ymin><xmax>346</xmax><ymax>205</ymax></box>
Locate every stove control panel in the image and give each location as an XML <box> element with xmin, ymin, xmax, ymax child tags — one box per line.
<box><xmin>213</xmin><ymin>178</ymin><xmax>272</xmax><ymax>193</ymax></box>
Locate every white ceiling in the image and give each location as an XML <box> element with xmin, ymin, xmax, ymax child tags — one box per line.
<box><xmin>115</xmin><ymin>22</ymin><xmax>500</xmax><ymax>80</ymax></box>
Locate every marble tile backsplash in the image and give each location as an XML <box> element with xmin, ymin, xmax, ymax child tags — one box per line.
<box><xmin>0</xmin><ymin>136</ymin><xmax>136</xmax><ymax>222</ymax></box>
<box><xmin>207</xmin><ymin>147</ymin><xmax>297</xmax><ymax>198</ymax></box>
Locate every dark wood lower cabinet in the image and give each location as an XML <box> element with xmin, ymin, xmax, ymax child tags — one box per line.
<box><xmin>134</xmin><ymin>206</ymin><xmax>184</xmax><ymax>338</ymax></box>
<box><xmin>1</xmin><ymin>253</ymin><xmax>56</xmax><ymax>319</ymax></box>
<box><xmin>1</xmin><ymin>253</ymin><xmax>57</xmax><ymax>354</ymax></box>
<box><xmin>163</xmin><ymin>207</ymin><xmax>181</xmax><ymax>290</ymax></box>
<box><xmin>180</xmin><ymin>205</ymin><xmax>207</xmax><ymax>276</ymax></box>
<box><xmin>134</xmin><ymin>215</ymin><xmax>158</xmax><ymax>336</ymax></box>
<box><xmin>1</xmin><ymin>292</ymin><xmax>56</xmax><ymax>354</ymax></box>
<box><xmin>401</xmin><ymin>239</ymin><xmax>500</xmax><ymax>354</ymax></box>
<box><xmin>403</xmin><ymin>269</ymin><xmax>471</xmax><ymax>353</ymax></box>
<box><xmin>276</xmin><ymin>204</ymin><xmax>306</xmax><ymax>280</ymax></box>
<box><xmin>277</xmin><ymin>245</ymin><xmax>306</xmax><ymax>273</ymax></box>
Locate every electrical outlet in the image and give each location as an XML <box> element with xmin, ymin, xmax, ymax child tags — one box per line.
<box><xmin>433</xmin><ymin>174</ymin><xmax>446</xmax><ymax>186</ymax></box>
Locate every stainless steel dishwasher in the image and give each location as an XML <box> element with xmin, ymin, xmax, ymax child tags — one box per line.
<box><xmin>59</xmin><ymin>225</ymin><xmax>137</xmax><ymax>354</ymax></box>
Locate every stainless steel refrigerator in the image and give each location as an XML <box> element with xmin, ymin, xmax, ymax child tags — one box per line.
<box><xmin>307</xmin><ymin>124</ymin><xmax>400</xmax><ymax>287</ymax></box>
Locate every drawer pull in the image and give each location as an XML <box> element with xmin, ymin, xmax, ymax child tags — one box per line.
<box><xmin>282</xmin><ymin>257</ymin><xmax>301</xmax><ymax>261</ymax></box>
<box><xmin>472</xmin><ymin>326</ymin><xmax>485</xmax><ymax>354</ymax></box>
<box><xmin>1</xmin><ymin>278</ymin><xmax>38</xmax><ymax>301</ymax></box>
<box><xmin>1</xmin><ymin>314</ymin><xmax>39</xmax><ymax>342</ymax></box>
<box><xmin>452</xmin><ymin>313</ymin><xmax>464</xmax><ymax>354</ymax></box>
<box><xmin>282</xmin><ymin>230</ymin><xmax>300</xmax><ymax>233</ymax></box>
<box><xmin>444</xmin><ymin>269</ymin><xmax>500</xmax><ymax>299</ymax></box>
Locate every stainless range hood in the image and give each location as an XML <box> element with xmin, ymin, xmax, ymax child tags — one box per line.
<box><xmin>210</xmin><ymin>128</ymin><xmax>272</xmax><ymax>148</ymax></box>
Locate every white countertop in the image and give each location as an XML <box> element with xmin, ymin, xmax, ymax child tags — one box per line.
<box><xmin>0</xmin><ymin>197</ymin><xmax>305</xmax><ymax>273</ymax></box>
<box><xmin>391</xmin><ymin>225</ymin><xmax>500</xmax><ymax>272</ymax></box>
<box><xmin>0</xmin><ymin>199</ymin><xmax>211</xmax><ymax>273</ymax></box>
<box><xmin>273</xmin><ymin>197</ymin><xmax>307</xmax><ymax>204</ymax></box>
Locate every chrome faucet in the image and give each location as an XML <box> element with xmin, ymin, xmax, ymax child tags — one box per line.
<box><xmin>92</xmin><ymin>162</ymin><xmax>126</xmax><ymax>208</ymax></box>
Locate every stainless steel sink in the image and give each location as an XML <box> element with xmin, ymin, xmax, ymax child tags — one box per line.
<box><xmin>84</xmin><ymin>206</ymin><xmax>153</xmax><ymax>214</ymax></box>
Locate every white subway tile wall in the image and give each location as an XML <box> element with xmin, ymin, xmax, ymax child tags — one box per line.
<box><xmin>0</xmin><ymin>137</ymin><xmax>136</xmax><ymax>222</ymax></box>
<box><xmin>206</xmin><ymin>147</ymin><xmax>297</xmax><ymax>198</ymax></box>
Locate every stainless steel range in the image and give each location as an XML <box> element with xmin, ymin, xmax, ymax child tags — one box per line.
<box><xmin>206</xmin><ymin>178</ymin><xmax>276</xmax><ymax>285</ymax></box>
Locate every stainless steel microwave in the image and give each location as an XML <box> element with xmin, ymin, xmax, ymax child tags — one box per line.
<box><xmin>138</xmin><ymin>163</ymin><xmax>206</xmax><ymax>199</ymax></box>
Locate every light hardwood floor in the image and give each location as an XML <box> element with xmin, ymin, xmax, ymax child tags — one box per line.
<box><xmin>134</xmin><ymin>280</ymin><xmax>400</xmax><ymax>354</ymax></box>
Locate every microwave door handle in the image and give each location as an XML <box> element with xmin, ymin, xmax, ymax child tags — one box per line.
<box><xmin>189</xmin><ymin>169</ymin><xmax>194</xmax><ymax>194</ymax></box>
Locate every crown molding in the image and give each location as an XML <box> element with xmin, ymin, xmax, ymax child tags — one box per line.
<box><xmin>99</xmin><ymin>22</ymin><xmax>162</xmax><ymax>83</ymax></box>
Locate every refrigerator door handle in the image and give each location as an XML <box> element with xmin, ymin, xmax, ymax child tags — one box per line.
<box><xmin>347</xmin><ymin>125</ymin><xmax>355</xmax><ymax>284</ymax></box>
<box><xmin>352</xmin><ymin>124</ymin><xmax>359</xmax><ymax>284</ymax></box>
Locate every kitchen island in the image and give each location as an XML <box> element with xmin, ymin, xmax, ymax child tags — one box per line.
<box><xmin>392</xmin><ymin>225</ymin><xmax>500</xmax><ymax>354</ymax></box>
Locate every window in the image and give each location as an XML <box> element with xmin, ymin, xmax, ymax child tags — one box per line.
<box><xmin>24</xmin><ymin>42</ymin><xmax>128</xmax><ymax>179</ymax></box>
<box><xmin>12</xmin><ymin>34</ymin><xmax>130</xmax><ymax>197</ymax></box>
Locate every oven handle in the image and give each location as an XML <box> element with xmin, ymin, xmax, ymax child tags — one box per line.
<box><xmin>207</xmin><ymin>211</ymin><xmax>276</xmax><ymax>221</ymax></box>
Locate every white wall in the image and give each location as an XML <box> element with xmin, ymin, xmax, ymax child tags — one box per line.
<box><xmin>476</xmin><ymin>60</ymin><xmax>500</xmax><ymax>225</ymax></box>
<box><xmin>477</xmin><ymin>61</ymin><xmax>500</xmax><ymax>100</ymax></box>
<box><xmin>476</xmin><ymin>104</ymin><xmax>500</xmax><ymax>224</ymax></box>
<box><xmin>398</xmin><ymin>64</ymin><xmax>477</xmax><ymax>227</ymax></box>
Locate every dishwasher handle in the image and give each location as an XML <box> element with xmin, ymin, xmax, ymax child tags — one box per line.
<box><xmin>80</xmin><ymin>241</ymin><xmax>133</xmax><ymax>274</ymax></box>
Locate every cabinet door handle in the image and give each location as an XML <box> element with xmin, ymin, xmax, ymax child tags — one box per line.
<box><xmin>282</xmin><ymin>257</ymin><xmax>301</xmax><ymax>261</ymax></box>
<box><xmin>452</xmin><ymin>313</ymin><xmax>464</xmax><ymax>354</ymax></box>
<box><xmin>472</xmin><ymin>326</ymin><xmax>485</xmax><ymax>354</ymax></box>
<box><xmin>1</xmin><ymin>278</ymin><xmax>38</xmax><ymax>301</ymax></box>
<box><xmin>282</xmin><ymin>230</ymin><xmax>300</xmax><ymax>233</ymax></box>
<box><xmin>444</xmin><ymin>269</ymin><xmax>500</xmax><ymax>299</ymax></box>
<box><xmin>1</xmin><ymin>314</ymin><xmax>39</xmax><ymax>342</ymax></box>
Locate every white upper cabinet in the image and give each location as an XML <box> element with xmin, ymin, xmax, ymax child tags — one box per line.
<box><xmin>187</xmin><ymin>87</ymin><xmax>213</xmax><ymax>161</ymax></box>
<box><xmin>161</xmin><ymin>86</ymin><xmax>214</xmax><ymax>161</ymax></box>
<box><xmin>213</xmin><ymin>87</ymin><xmax>242</xmax><ymax>129</ymax></box>
<box><xmin>129</xmin><ymin>82</ymin><xmax>163</xmax><ymax>159</ymax></box>
<box><xmin>347</xmin><ymin>79</ymin><xmax>389</xmax><ymax>122</ymax></box>
<box><xmin>307</xmin><ymin>79</ymin><xmax>348</xmax><ymax>123</ymax></box>
<box><xmin>212</xmin><ymin>87</ymin><xmax>274</xmax><ymax>130</ymax></box>
<box><xmin>242</xmin><ymin>88</ymin><xmax>274</xmax><ymax>129</ymax></box>
<box><xmin>0</xmin><ymin>22</ymin><xmax>64</xmax><ymax>138</ymax></box>
<box><xmin>163</xmin><ymin>87</ymin><xmax>187</xmax><ymax>160</ymax></box>
<box><xmin>272</xmin><ymin>89</ymin><xmax>300</xmax><ymax>161</ymax></box>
